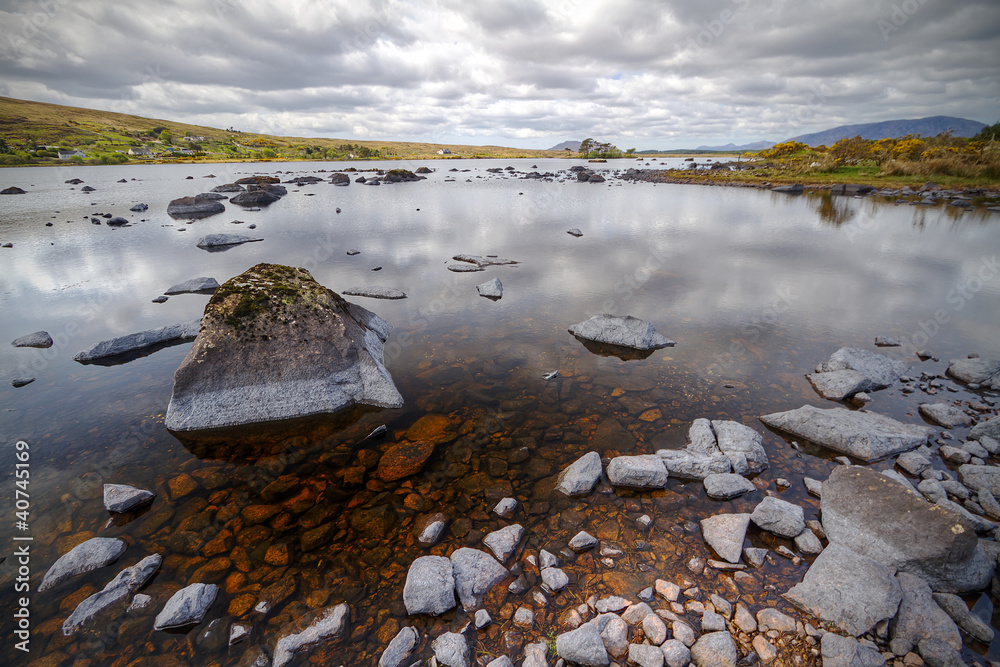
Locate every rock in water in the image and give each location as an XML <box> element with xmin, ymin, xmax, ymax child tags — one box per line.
<box><xmin>379</xmin><ymin>626</ymin><xmax>419</xmax><ymax>667</ymax></box>
<box><xmin>820</xmin><ymin>633</ymin><xmax>886</xmax><ymax>667</ymax></box>
<box><xmin>450</xmin><ymin>547</ymin><xmax>508</xmax><ymax>611</ymax></box>
<box><xmin>606</xmin><ymin>455</ymin><xmax>669</xmax><ymax>488</ymax></box>
<box><xmin>476</xmin><ymin>278</ymin><xmax>503</xmax><ymax>299</ymax></box>
<box><xmin>342</xmin><ymin>286</ymin><xmax>407</xmax><ymax>300</ymax></box>
<box><xmin>62</xmin><ymin>554</ymin><xmax>162</xmax><ymax>635</ymax></box>
<box><xmin>759</xmin><ymin>405</ymin><xmax>933</xmax><ymax>461</ymax></box>
<box><xmin>917</xmin><ymin>403</ymin><xmax>972</xmax><ymax>428</ymax></box>
<box><xmin>750</xmin><ymin>496</ymin><xmax>805</xmax><ymax>538</ymax></box>
<box><xmin>164</xmin><ymin>277</ymin><xmax>220</xmax><ymax>295</ymax></box>
<box><xmin>947</xmin><ymin>357</ymin><xmax>1000</xmax><ymax>390</ymax></box>
<box><xmin>195</xmin><ymin>233</ymin><xmax>262</xmax><ymax>248</ymax></box>
<box><xmin>690</xmin><ymin>631</ymin><xmax>738</xmax><ymax>667</ymax></box>
<box><xmin>153</xmin><ymin>583</ymin><xmax>218</xmax><ymax>630</ymax></box>
<box><xmin>816</xmin><ymin>347</ymin><xmax>908</xmax><ymax>388</ymax></box>
<box><xmin>166</xmin><ymin>196</ymin><xmax>225</xmax><ymax>218</ymax></box>
<box><xmin>39</xmin><ymin>537</ymin><xmax>128</xmax><ymax>591</ymax></box>
<box><xmin>103</xmin><ymin>484</ymin><xmax>155</xmax><ymax>512</ymax></box>
<box><xmin>700</xmin><ymin>513</ymin><xmax>750</xmax><ymax>564</ymax></box>
<box><xmin>891</xmin><ymin>572</ymin><xmax>962</xmax><ymax>654</ymax></box>
<box><xmin>74</xmin><ymin>320</ymin><xmax>201</xmax><ymax>363</ymax></box>
<box><xmin>821</xmin><ymin>466</ymin><xmax>991</xmax><ymax>593</ymax></box>
<box><xmin>568</xmin><ymin>314</ymin><xmax>675</xmax><ymax>351</ymax></box>
<box><xmin>711</xmin><ymin>420</ymin><xmax>768</xmax><ymax>474</ymax></box>
<box><xmin>11</xmin><ymin>331</ymin><xmax>53</xmax><ymax>348</ymax></box>
<box><xmin>556</xmin><ymin>621</ymin><xmax>610</xmax><ymax>666</ymax></box>
<box><xmin>784</xmin><ymin>542</ymin><xmax>902</xmax><ymax>636</ymax></box>
<box><xmin>165</xmin><ymin>264</ymin><xmax>402</xmax><ymax>431</ymax></box>
<box><xmin>557</xmin><ymin>451</ymin><xmax>603</xmax><ymax>496</ymax></box>
<box><xmin>567</xmin><ymin>228</ymin><xmax>583</xmax><ymax>237</ymax></box>
<box><xmin>272</xmin><ymin>604</ymin><xmax>351</xmax><ymax>667</ymax></box>
<box><xmin>403</xmin><ymin>556</ymin><xmax>455</xmax><ymax>615</ymax></box>
<box><xmin>806</xmin><ymin>370</ymin><xmax>872</xmax><ymax>401</ymax></box>
<box><xmin>230</xmin><ymin>189</ymin><xmax>281</xmax><ymax>206</ymax></box>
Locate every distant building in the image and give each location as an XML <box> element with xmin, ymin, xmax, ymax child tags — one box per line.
<box><xmin>127</xmin><ymin>147</ymin><xmax>152</xmax><ymax>157</ymax></box>
<box><xmin>182</xmin><ymin>136</ymin><xmax>205</xmax><ymax>142</ymax></box>
<box><xmin>57</xmin><ymin>149</ymin><xmax>85</xmax><ymax>159</ymax></box>
<box><xmin>174</xmin><ymin>148</ymin><xmax>195</xmax><ymax>155</ymax></box>
<box><xmin>437</xmin><ymin>148</ymin><xmax>451</xmax><ymax>155</ymax></box>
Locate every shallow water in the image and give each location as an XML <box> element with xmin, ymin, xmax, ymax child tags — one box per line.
<box><xmin>0</xmin><ymin>159</ymin><xmax>998</xmax><ymax>665</ymax></box>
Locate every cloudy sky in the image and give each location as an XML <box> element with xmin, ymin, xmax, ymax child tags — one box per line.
<box><xmin>1</xmin><ymin>0</ymin><xmax>998</xmax><ymax>149</ymax></box>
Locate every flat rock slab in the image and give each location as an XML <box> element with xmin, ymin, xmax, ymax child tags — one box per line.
<box><xmin>451</xmin><ymin>547</ymin><xmax>508</xmax><ymax>611</ymax></box>
<box><xmin>164</xmin><ymin>277</ymin><xmax>219</xmax><ymax>295</ymax></box>
<box><xmin>62</xmin><ymin>554</ymin><xmax>162</xmax><ymax>635</ymax></box>
<box><xmin>703</xmin><ymin>473</ymin><xmax>755</xmax><ymax>500</ymax></box>
<box><xmin>476</xmin><ymin>277</ymin><xmax>503</xmax><ymax>299</ymax></box>
<box><xmin>165</xmin><ymin>264</ymin><xmax>402</xmax><ymax>431</ymax></box>
<box><xmin>196</xmin><ymin>234</ymin><xmax>262</xmax><ymax>248</ymax></box>
<box><xmin>154</xmin><ymin>583</ymin><xmax>218</xmax><ymax>630</ymax></box>
<box><xmin>822</xmin><ymin>466</ymin><xmax>991</xmax><ymax>593</ymax></box>
<box><xmin>918</xmin><ymin>402</ymin><xmax>972</xmax><ymax>428</ymax></box>
<box><xmin>817</xmin><ymin>347</ymin><xmax>908</xmax><ymax>388</ymax></box>
<box><xmin>272</xmin><ymin>603</ymin><xmax>350</xmax><ymax>667</ymax></box>
<box><xmin>12</xmin><ymin>331</ymin><xmax>53</xmax><ymax>348</ymax></box>
<box><xmin>167</xmin><ymin>196</ymin><xmax>225</xmax><ymax>218</ymax></box>
<box><xmin>557</xmin><ymin>451</ymin><xmax>602</xmax><ymax>496</ymax></box>
<box><xmin>568</xmin><ymin>314</ymin><xmax>675</xmax><ymax>351</ymax></box>
<box><xmin>74</xmin><ymin>320</ymin><xmax>201</xmax><ymax>363</ymax></box>
<box><xmin>342</xmin><ymin>286</ymin><xmax>407</xmax><ymax>300</ymax></box>
<box><xmin>39</xmin><ymin>537</ymin><xmax>127</xmax><ymax>591</ymax></box>
<box><xmin>606</xmin><ymin>455</ymin><xmax>668</xmax><ymax>488</ymax></box>
<box><xmin>760</xmin><ymin>405</ymin><xmax>933</xmax><ymax>462</ymax></box>
<box><xmin>452</xmin><ymin>254</ymin><xmax>519</xmax><ymax>268</ymax></box>
<box><xmin>807</xmin><ymin>369</ymin><xmax>872</xmax><ymax>401</ymax></box>
<box><xmin>700</xmin><ymin>513</ymin><xmax>750</xmax><ymax>564</ymax></box>
<box><xmin>404</xmin><ymin>555</ymin><xmax>456</xmax><ymax>616</ymax></box>
<box><xmin>103</xmin><ymin>484</ymin><xmax>155</xmax><ymax>513</ymax></box>
<box><xmin>785</xmin><ymin>542</ymin><xmax>902</xmax><ymax>636</ymax></box>
<box><xmin>947</xmin><ymin>357</ymin><xmax>1000</xmax><ymax>390</ymax></box>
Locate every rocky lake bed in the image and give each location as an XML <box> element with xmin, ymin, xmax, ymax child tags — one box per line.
<box><xmin>1</xmin><ymin>158</ymin><xmax>999</xmax><ymax>666</ymax></box>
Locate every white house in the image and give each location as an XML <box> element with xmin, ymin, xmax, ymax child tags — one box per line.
<box><xmin>57</xmin><ymin>149</ymin><xmax>85</xmax><ymax>159</ymax></box>
<box><xmin>437</xmin><ymin>148</ymin><xmax>451</xmax><ymax>155</ymax></box>
<box><xmin>182</xmin><ymin>136</ymin><xmax>205</xmax><ymax>142</ymax></box>
<box><xmin>127</xmin><ymin>147</ymin><xmax>152</xmax><ymax>157</ymax></box>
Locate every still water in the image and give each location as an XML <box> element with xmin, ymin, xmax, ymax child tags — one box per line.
<box><xmin>0</xmin><ymin>159</ymin><xmax>998</xmax><ymax>665</ymax></box>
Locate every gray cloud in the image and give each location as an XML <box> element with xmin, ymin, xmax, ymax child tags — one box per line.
<box><xmin>0</xmin><ymin>0</ymin><xmax>997</xmax><ymax>148</ymax></box>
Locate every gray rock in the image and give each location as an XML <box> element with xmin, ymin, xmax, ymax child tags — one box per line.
<box><xmin>152</xmin><ymin>296</ymin><xmax>168</xmax><ymax>303</ymax></box>
<box><xmin>820</xmin><ymin>633</ymin><xmax>887</xmax><ymax>667</ymax></box>
<box><xmin>890</xmin><ymin>572</ymin><xmax>962</xmax><ymax>654</ymax></box>
<box><xmin>74</xmin><ymin>319</ymin><xmax>201</xmax><ymax>363</ymax></box>
<box><xmin>804</xmin><ymin>476</ymin><xmax>823</xmax><ymax>497</ymax></box>
<box><xmin>212</xmin><ymin>183</ymin><xmax>245</xmax><ymax>193</ymax></box>
<box><xmin>12</xmin><ymin>376</ymin><xmax>35</xmax><ymax>387</ymax></box>
<box><xmin>817</xmin><ymin>347</ymin><xmax>909</xmax><ymax>388</ymax></box>
<box><xmin>195</xmin><ymin>233</ymin><xmax>262</xmax><ymax>248</ymax></box>
<box><xmin>476</xmin><ymin>278</ymin><xmax>503</xmax><ymax>299</ymax></box>
<box><xmin>416</xmin><ymin>513</ymin><xmax>448</xmax><ymax>546</ymax></box>
<box><xmin>917</xmin><ymin>638</ymin><xmax>966</xmax><ymax>667</ymax></box>
<box><xmin>483</xmin><ymin>524</ymin><xmax>524</xmax><ymax>563</ymax></box>
<box><xmin>475</xmin><ymin>609</ymin><xmax>492</xmax><ymax>629</ymax></box>
<box><xmin>229</xmin><ymin>623</ymin><xmax>250</xmax><ymax>645</ymax></box>
<box><xmin>970</xmin><ymin>415</ymin><xmax>1000</xmax><ymax>442</ymax></box>
<box><xmin>130</xmin><ymin>203</ymin><xmax>149</xmax><ymax>211</ymax></box>
<box><xmin>522</xmin><ymin>643</ymin><xmax>549</xmax><ymax>667</ymax></box>
<box><xmin>712</xmin><ymin>420</ymin><xmax>768</xmax><ymax>474</ymax></box>
<box><xmin>556</xmin><ymin>621</ymin><xmax>610</xmax><ymax>666</ymax></box>
<box><xmin>880</xmin><ymin>469</ymin><xmax>920</xmax><ymax>496</ymax></box>
<box><xmin>629</xmin><ymin>643</ymin><xmax>665</xmax><ymax>667</ymax></box>
<box><xmin>403</xmin><ymin>555</ymin><xmax>455</xmax><ymax>615</ymax></box>
<box><xmin>39</xmin><ymin>537</ymin><xmax>128</xmax><ymax>591</ymax></box>
<box><xmin>874</xmin><ymin>335</ymin><xmax>901</xmax><ymax>347</ymax></box>
<box><xmin>785</xmin><ymin>542</ymin><xmax>902</xmax><ymax>636</ymax></box>
<box><xmin>703</xmin><ymin>473</ymin><xmax>755</xmax><ymax>500</ymax></box>
<box><xmin>567</xmin><ymin>228</ymin><xmax>583</xmax><ymax>237</ymax></box>
<box><xmin>822</xmin><ymin>465</ymin><xmax>992</xmax><ymax>592</ymax></box>
<box><xmin>794</xmin><ymin>528</ymin><xmax>823</xmax><ymax>554</ymax></box>
<box><xmin>750</xmin><ymin>496</ymin><xmax>805</xmax><ymax>538</ymax></box>
<box><xmin>451</xmin><ymin>547</ymin><xmax>508</xmax><ymax>611</ymax></box>
<box><xmin>919</xmin><ymin>403</ymin><xmax>972</xmax><ymax>429</ymax></box>
<box><xmin>607</xmin><ymin>455</ymin><xmax>668</xmax><ymax>488</ymax></box>
<box><xmin>103</xmin><ymin>484</ymin><xmax>155</xmax><ymax>513</ymax></box>
<box><xmin>700</xmin><ymin>513</ymin><xmax>750</xmax><ymax>564</ymax></box>
<box><xmin>806</xmin><ymin>370</ymin><xmax>873</xmax><ymax>401</ymax></box>
<box><xmin>897</xmin><ymin>451</ymin><xmax>932</xmax><ymax>476</ymax></box>
<box><xmin>432</xmin><ymin>631</ymin><xmax>471</xmax><ymax>667</ymax></box>
<box><xmin>661</xmin><ymin>639</ymin><xmax>691</xmax><ymax>667</ymax></box>
<box><xmin>165</xmin><ymin>265</ymin><xmax>402</xmax><ymax>431</ymax></box>
<box><xmin>494</xmin><ymin>497</ymin><xmax>518</xmax><ymax>518</ymax></box>
<box><xmin>690</xmin><ymin>631</ymin><xmax>737</xmax><ymax>667</ymax></box>
<box><xmin>568</xmin><ymin>314</ymin><xmax>675</xmax><ymax>351</ymax></box>
<box><xmin>958</xmin><ymin>463</ymin><xmax>1000</xmax><ymax>495</ymax></box>
<box><xmin>759</xmin><ymin>405</ymin><xmax>933</xmax><ymax>461</ymax></box>
<box><xmin>164</xmin><ymin>277</ymin><xmax>220</xmax><ymax>295</ymax></box>
<box><xmin>271</xmin><ymin>603</ymin><xmax>350</xmax><ymax>667</ymax></box>
<box><xmin>643</xmin><ymin>613</ymin><xmax>668</xmax><ymax>644</ymax></box>
<box><xmin>342</xmin><ymin>286</ymin><xmax>407</xmax><ymax>300</ymax></box>
<box><xmin>658</xmin><ymin>450</ymin><xmax>731</xmax><ymax>479</ymax></box>
<box><xmin>127</xmin><ymin>593</ymin><xmax>153</xmax><ymax>613</ymax></box>
<box><xmin>62</xmin><ymin>554</ymin><xmax>162</xmax><ymax>635</ymax></box>
<box><xmin>701</xmin><ymin>609</ymin><xmax>726</xmax><ymax>632</ymax></box>
<box><xmin>153</xmin><ymin>583</ymin><xmax>219</xmax><ymax>630</ymax></box>
<box><xmin>452</xmin><ymin>254</ymin><xmax>518</xmax><ymax>268</ymax></box>
<box><xmin>621</xmin><ymin>601</ymin><xmax>654</xmax><ymax>625</ymax></box>
<box><xmin>772</xmin><ymin>183</ymin><xmax>804</xmax><ymax>194</ymax></box>
<box><xmin>947</xmin><ymin>357</ymin><xmax>1000</xmax><ymax>390</ymax></box>
<box><xmin>541</xmin><ymin>567</ymin><xmax>569</xmax><ymax>592</ymax></box>
<box><xmin>231</xmin><ymin>189</ymin><xmax>281</xmax><ymax>206</ymax></box>
<box><xmin>672</xmin><ymin>621</ymin><xmax>696</xmax><ymax>647</ymax></box>
<box><xmin>978</xmin><ymin>486</ymin><xmax>1000</xmax><ymax>520</ymax></box>
<box><xmin>932</xmin><ymin>592</ymin><xmax>994</xmax><ymax>644</ymax></box>
<box><xmin>11</xmin><ymin>331</ymin><xmax>53</xmax><ymax>348</ymax></box>
<box><xmin>539</xmin><ymin>549</ymin><xmax>560</xmax><ymax>569</ymax></box>
<box><xmin>167</xmin><ymin>196</ymin><xmax>225</xmax><ymax>218</ymax></box>
<box><xmin>557</xmin><ymin>451</ymin><xmax>603</xmax><ymax>496</ymax></box>
<box><xmin>756</xmin><ymin>607</ymin><xmax>797</xmax><ymax>633</ymax></box>
<box><xmin>569</xmin><ymin>531</ymin><xmax>598</xmax><ymax>552</ymax></box>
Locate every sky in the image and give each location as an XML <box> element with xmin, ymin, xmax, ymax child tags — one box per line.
<box><xmin>1</xmin><ymin>0</ymin><xmax>998</xmax><ymax>149</ymax></box>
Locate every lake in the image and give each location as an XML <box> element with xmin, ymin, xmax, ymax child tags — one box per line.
<box><xmin>1</xmin><ymin>158</ymin><xmax>998</xmax><ymax>665</ymax></box>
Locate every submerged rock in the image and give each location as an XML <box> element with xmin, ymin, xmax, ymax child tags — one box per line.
<box><xmin>103</xmin><ymin>484</ymin><xmax>155</xmax><ymax>513</ymax></box>
<box><xmin>568</xmin><ymin>314</ymin><xmax>675</xmax><ymax>351</ymax></box>
<box><xmin>62</xmin><ymin>554</ymin><xmax>162</xmax><ymax>635</ymax></box>
<box><xmin>342</xmin><ymin>286</ymin><xmax>407</xmax><ymax>300</ymax></box>
<box><xmin>165</xmin><ymin>264</ymin><xmax>402</xmax><ymax>431</ymax></box>
<box><xmin>760</xmin><ymin>405</ymin><xmax>933</xmax><ymax>461</ymax></box>
<box><xmin>74</xmin><ymin>320</ymin><xmax>201</xmax><ymax>363</ymax></box>
<box><xmin>39</xmin><ymin>537</ymin><xmax>128</xmax><ymax>591</ymax></box>
<box><xmin>11</xmin><ymin>331</ymin><xmax>53</xmax><ymax>348</ymax></box>
<box><xmin>167</xmin><ymin>196</ymin><xmax>225</xmax><ymax>218</ymax></box>
<box><xmin>477</xmin><ymin>278</ymin><xmax>503</xmax><ymax>300</ymax></box>
<box><xmin>451</xmin><ymin>547</ymin><xmax>508</xmax><ymax>611</ymax></box>
<box><xmin>272</xmin><ymin>604</ymin><xmax>350</xmax><ymax>667</ymax></box>
<box><xmin>153</xmin><ymin>583</ymin><xmax>218</xmax><ymax>630</ymax></box>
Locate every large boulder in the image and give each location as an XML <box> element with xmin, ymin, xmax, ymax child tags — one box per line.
<box><xmin>606</xmin><ymin>455</ymin><xmax>668</xmax><ymax>488</ymax></box>
<box><xmin>821</xmin><ymin>466</ymin><xmax>991</xmax><ymax>593</ymax></box>
<box><xmin>890</xmin><ymin>572</ymin><xmax>962</xmax><ymax>654</ymax></box>
<box><xmin>816</xmin><ymin>347</ymin><xmax>908</xmax><ymax>388</ymax></box>
<box><xmin>167</xmin><ymin>196</ymin><xmax>225</xmax><ymax>218</ymax></box>
<box><xmin>230</xmin><ymin>189</ymin><xmax>281</xmax><ymax>206</ymax></box>
<box><xmin>785</xmin><ymin>542</ymin><xmax>902</xmax><ymax>636</ymax></box>
<box><xmin>165</xmin><ymin>264</ymin><xmax>402</xmax><ymax>432</ymax></box>
<box><xmin>568</xmin><ymin>315</ymin><xmax>675</xmax><ymax>352</ymax></box>
<box><xmin>947</xmin><ymin>357</ymin><xmax>1000</xmax><ymax>390</ymax></box>
<box><xmin>759</xmin><ymin>405</ymin><xmax>933</xmax><ymax>461</ymax></box>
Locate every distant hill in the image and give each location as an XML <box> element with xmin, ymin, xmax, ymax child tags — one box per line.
<box><xmin>789</xmin><ymin>116</ymin><xmax>986</xmax><ymax>147</ymax></box>
<box><xmin>548</xmin><ymin>140</ymin><xmax>581</xmax><ymax>152</ymax></box>
<box><xmin>695</xmin><ymin>141</ymin><xmax>775</xmax><ymax>151</ymax></box>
